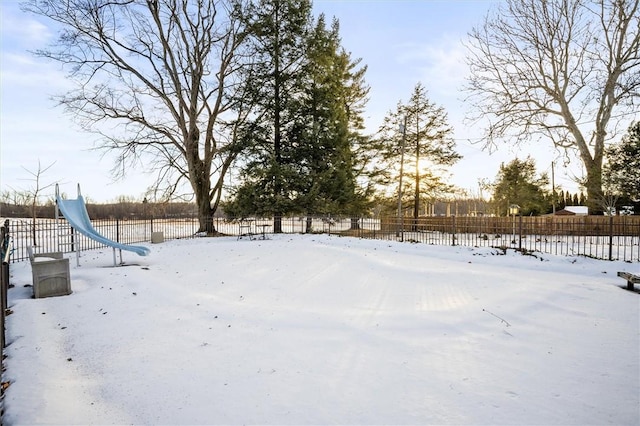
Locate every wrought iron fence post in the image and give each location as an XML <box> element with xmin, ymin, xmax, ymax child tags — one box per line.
<box><xmin>1</xmin><ymin>219</ymin><xmax>11</xmax><ymax>353</ymax></box>
<box><xmin>452</xmin><ymin>215</ymin><xmax>456</xmax><ymax>246</ymax></box>
<box><xmin>608</xmin><ymin>215</ymin><xmax>613</xmax><ymax>261</ymax></box>
<box><xmin>518</xmin><ymin>215</ymin><xmax>523</xmax><ymax>250</ymax></box>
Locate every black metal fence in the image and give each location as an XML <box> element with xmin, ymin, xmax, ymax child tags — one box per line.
<box><xmin>3</xmin><ymin>214</ymin><xmax>640</xmax><ymax>264</ymax></box>
<box><xmin>367</xmin><ymin>215</ymin><xmax>640</xmax><ymax>262</ymax></box>
<box><xmin>1</xmin><ymin>219</ymin><xmax>12</xmax><ymax>412</ymax></box>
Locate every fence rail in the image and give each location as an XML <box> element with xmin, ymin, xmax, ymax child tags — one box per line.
<box><xmin>3</xmin><ymin>215</ymin><xmax>640</xmax><ymax>263</ymax></box>
<box><xmin>366</xmin><ymin>216</ymin><xmax>640</xmax><ymax>262</ymax></box>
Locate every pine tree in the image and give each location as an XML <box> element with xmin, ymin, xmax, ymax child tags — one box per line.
<box><xmin>375</xmin><ymin>83</ymin><xmax>460</xmax><ymax>219</ymax></box>
<box><xmin>225</xmin><ymin>3</ymin><xmax>370</xmax><ymax>228</ymax></box>
<box><xmin>230</xmin><ymin>0</ymin><xmax>313</xmax><ymax>231</ymax></box>
<box><xmin>292</xmin><ymin>16</ymin><xmax>369</xmax><ymax>225</ymax></box>
<box><xmin>556</xmin><ymin>189</ymin><xmax>565</xmax><ymax>210</ymax></box>
<box><xmin>604</xmin><ymin>121</ymin><xmax>640</xmax><ymax>206</ymax></box>
<box><xmin>492</xmin><ymin>157</ymin><xmax>550</xmax><ymax>216</ymax></box>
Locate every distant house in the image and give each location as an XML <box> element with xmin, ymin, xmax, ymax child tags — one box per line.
<box><xmin>555</xmin><ymin>206</ymin><xmax>589</xmax><ymax>216</ymax></box>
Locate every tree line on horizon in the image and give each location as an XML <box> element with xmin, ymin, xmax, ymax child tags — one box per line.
<box><xmin>0</xmin><ymin>183</ymin><xmax>614</xmax><ymax>220</ymax></box>
<box><xmin>14</xmin><ymin>0</ymin><xmax>639</xmax><ymax>231</ymax></box>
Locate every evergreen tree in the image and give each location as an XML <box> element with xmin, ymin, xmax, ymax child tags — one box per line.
<box><xmin>290</xmin><ymin>16</ymin><xmax>360</xmax><ymax>220</ymax></box>
<box><xmin>603</xmin><ymin>121</ymin><xmax>640</xmax><ymax>206</ymax></box>
<box><xmin>557</xmin><ymin>190</ymin><xmax>565</xmax><ymax>210</ymax></box>
<box><xmin>226</xmin><ymin>3</ymin><xmax>370</xmax><ymax>228</ymax></box>
<box><xmin>492</xmin><ymin>157</ymin><xmax>549</xmax><ymax>216</ymax></box>
<box><xmin>375</xmin><ymin>83</ymin><xmax>460</xmax><ymax>219</ymax></box>
<box><xmin>230</xmin><ymin>0</ymin><xmax>313</xmax><ymax>231</ymax></box>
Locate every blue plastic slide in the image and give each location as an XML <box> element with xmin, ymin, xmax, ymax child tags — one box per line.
<box><xmin>56</xmin><ymin>185</ymin><xmax>150</xmax><ymax>257</ymax></box>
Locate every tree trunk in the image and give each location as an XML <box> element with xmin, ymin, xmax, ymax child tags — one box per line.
<box><xmin>574</xmin><ymin>130</ymin><xmax>604</xmax><ymax>214</ymax></box>
<box><xmin>272</xmin><ymin>3</ymin><xmax>283</xmax><ymax>234</ymax></box>
<box><xmin>585</xmin><ymin>161</ymin><xmax>604</xmax><ymax>215</ymax></box>
<box><xmin>196</xmin><ymin>193</ymin><xmax>215</xmax><ymax>234</ymax></box>
<box><xmin>190</xmin><ymin>151</ymin><xmax>215</xmax><ymax>234</ymax></box>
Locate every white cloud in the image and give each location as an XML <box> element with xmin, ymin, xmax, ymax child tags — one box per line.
<box><xmin>394</xmin><ymin>36</ymin><xmax>469</xmax><ymax>98</ymax></box>
<box><xmin>1</xmin><ymin>53</ymin><xmax>70</xmax><ymax>90</ymax></box>
<box><xmin>1</xmin><ymin>5</ymin><xmax>53</xmax><ymax>45</ymax></box>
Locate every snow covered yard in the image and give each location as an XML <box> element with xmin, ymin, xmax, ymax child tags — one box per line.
<box><xmin>3</xmin><ymin>234</ymin><xmax>639</xmax><ymax>425</ymax></box>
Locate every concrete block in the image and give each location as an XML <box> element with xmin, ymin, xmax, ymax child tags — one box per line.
<box><xmin>27</xmin><ymin>247</ymin><xmax>71</xmax><ymax>299</ymax></box>
<box><xmin>151</xmin><ymin>231</ymin><xmax>164</xmax><ymax>244</ymax></box>
<box><xmin>30</xmin><ymin>253</ymin><xmax>72</xmax><ymax>299</ymax></box>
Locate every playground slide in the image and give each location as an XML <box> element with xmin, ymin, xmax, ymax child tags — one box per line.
<box><xmin>56</xmin><ymin>193</ymin><xmax>150</xmax><ymax>257</ymax></box>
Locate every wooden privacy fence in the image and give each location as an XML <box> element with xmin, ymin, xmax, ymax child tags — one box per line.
<box><xmin>382</xmin><ymin>215</ymin><xmax>640</xmax><ymax>237</ymax></box>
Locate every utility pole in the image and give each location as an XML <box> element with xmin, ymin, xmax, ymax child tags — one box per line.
<box><xmin>551</xmin><ymin>161</ymin><xmax>556</xmax><ymax>214</ymax></box>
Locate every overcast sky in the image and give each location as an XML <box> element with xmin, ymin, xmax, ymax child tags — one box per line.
<box><xmin>1</xmin><ymin>0</ymin><xmax>584</xmax><ymax>204</ymax></box>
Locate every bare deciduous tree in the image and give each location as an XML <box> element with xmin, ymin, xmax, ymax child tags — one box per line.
<box><xmin>24</xmin><ymin>0</ymin><xmax>253</xmax><ymax>233</ymax></box>
<box><xmin>22</xmin><ymin>160</ymin><xmax>56</xmax><ymax>246</ymax></box>
<box><xmin>465</xmin><ymin>0</ymin><xmax>640</xmax><ymax>212</ymax></box>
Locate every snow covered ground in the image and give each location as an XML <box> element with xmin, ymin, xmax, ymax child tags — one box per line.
<box><xmin>3</xmin><ymin>234</ymin><xmax>639</xmax><ymax>425</ymax></box>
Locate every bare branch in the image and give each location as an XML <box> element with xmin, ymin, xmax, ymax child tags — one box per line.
<box><xmin>24</xmin><ymin>0</ymin><xmax>254</xmax><ymax>232</ymax></box>
<box><xmin>465</xmin><ymin>0</ymin><xmax>640</xmax><ymax>209</ymax></box>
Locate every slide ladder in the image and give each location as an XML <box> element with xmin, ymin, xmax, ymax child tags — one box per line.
<box><xmin>55</xmin><ymin>184</ymin><xmax>150</xmax><ymax>266</ymax></box>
